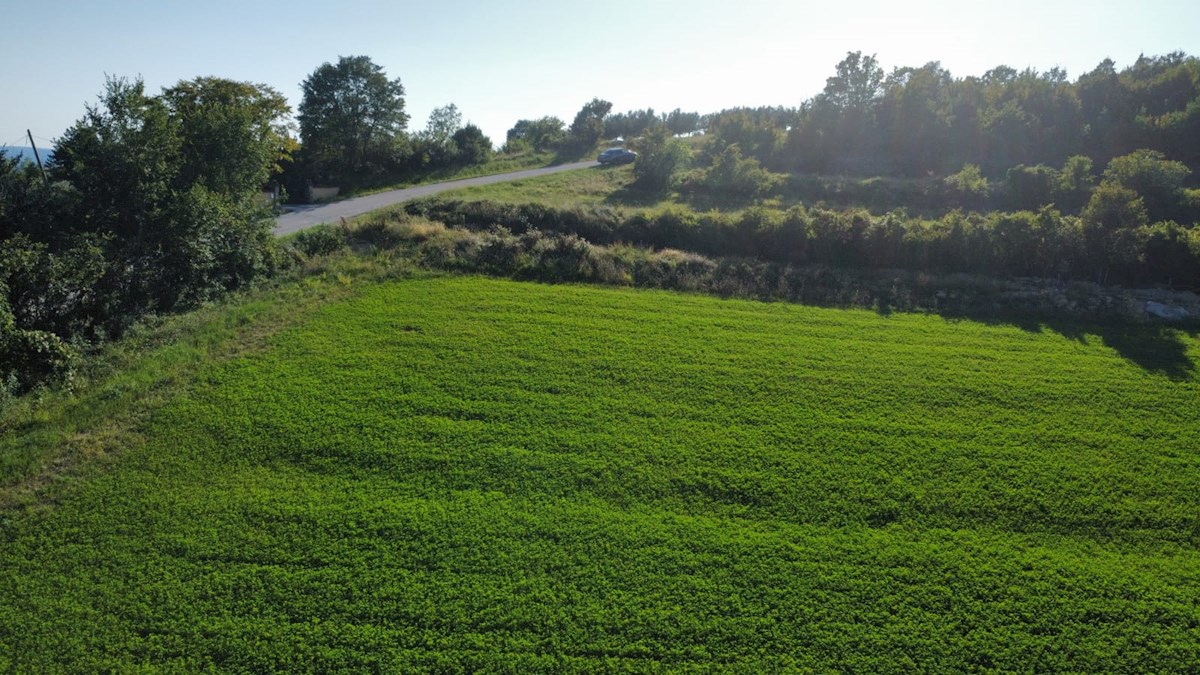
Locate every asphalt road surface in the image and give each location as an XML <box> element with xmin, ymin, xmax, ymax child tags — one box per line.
<box><xmin>274</xmin><ymin>160</ymin><xmax>600</xmax><ymax>236</ymax></box>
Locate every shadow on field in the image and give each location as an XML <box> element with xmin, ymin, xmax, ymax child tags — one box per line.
<box><xmin>962</xmin><ymin>314</ymin><xmax>1199</xmax><ymax>380</ymax></box>
<box><xmin>1072</xmin><ymin>323</ymin><xmax>1198</xmax><ymax>380</ymax></box>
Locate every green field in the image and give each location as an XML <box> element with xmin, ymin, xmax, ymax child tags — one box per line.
<box><xmin>2</xmin><ymin>276</ymin><xmax>1199</xmax><ymax>670</ymax></box>
<box><xmin>441</xmin><ymin>163</ymin><xmax>640</xmax><ymax>208</ymax></box>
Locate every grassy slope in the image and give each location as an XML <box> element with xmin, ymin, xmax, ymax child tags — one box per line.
<box><xmin>431</xmin><ymin>162</ymin><xmax>800</xmax><ymax>217</ymax></box>
<box><xmin>439</xmin><ymin>163</ymin><xmax>658</xmax><ymax>209</ymax></box>
<box><xmin>0</xmin><ymin>260</ymin><xmax>381</xmax><ymax>507</ymax></box>
<box><xmin>1</xmin><ymin>276</ymin><xmax>1198</xmax><ymax>670</ymax></box>
<box><xmin>335</xmin><ymin>150</ymin><xmax>560</xmax><ymax>199</ymax></box>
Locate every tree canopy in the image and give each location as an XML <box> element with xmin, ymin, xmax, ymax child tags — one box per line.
<box><xmin>505</xmin><ymin>117</ymin><xmax>566</xmax><ymax>152</ymax></box>
<box><xmin>298</xmin><ymin>55</ymin><xmax>408</xmax><ymax>174</ymax></box>
<box><xmin>568</xmin><ymin>98</ymin><xmax>613</xmax><ymax>150</ymax></box>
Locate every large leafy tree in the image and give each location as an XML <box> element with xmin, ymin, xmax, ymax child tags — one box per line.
<box><xmin>298</xmin><ymin>55</ymin><xmax>408</xmax><ymax>173</ymax></box>
<box><xmin>822</xmin><ymin>51</ymin><xmax>884</xmax><ymax>111</ymax></box>
<box><xmin>505</xmin><ymin>116</ymin><xmax>566</xmax><ymax>152</ymax></box>
<box><xmin>568</xmin><ymin>98</ymin><xmax>612</xmax><ymax>150</ymax></box>
<box><xmin>450</xmin><ymin>124</ymin><xmax>492</xmax><ymax>165</ymax></box>
<box><xmin>419</xmin><ymin>103</ymin><xmax>463</xmax><ymax>165</ymax></box>
<box><xmin>632</xmin><ymin>125</ymin><xmax>690</xmax><ymax>191</ymax></box>
<box><xmin>161</xmin><ymin>77</ymin><xmax>294</xmax><ymax>196</ymax></box>
<box><xmin>1101</xmin><ymin>149</ymin><xmax>1190</xmax><ymax>221</ymax></box>
<box><xmin>48</xmin><ymin>76</ymin><xmax>281</xmax><ymax>321</ymax></box>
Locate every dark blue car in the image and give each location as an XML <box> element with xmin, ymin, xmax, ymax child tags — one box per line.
<box><xmin>597</xmin><ymin>148</ymin><xmax>637</xmax><ymax>165</ymax></box>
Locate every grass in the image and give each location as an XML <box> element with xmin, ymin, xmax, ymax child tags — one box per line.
<box><xmin>438</xmin><ymin>162</ymin><xmax>787</xmax><ymax>216</ymax></box>
<box><xmin>0</xmin><ymin>256</ymin><xmax>391</xmax><ymax>509</ymax></box>
<box><xmin>1</xmin><ymin>275</ymin><xmax>1198</xmax><ymax>670</ymax></box>
<box><xmin>334</xmin><ymin>150</ymin><xmax>561</xmax><ymax>199</ymax></box>
<box><xmin>440</xmin><ymin>162</ymin><xmax>641</xmax><ymax>208</ymax></box>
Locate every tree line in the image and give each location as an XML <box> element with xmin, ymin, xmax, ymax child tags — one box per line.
<box><xmin>702</xmin><ymin>51</ymin><xmax>1200</xmax><ymax>178</ymax></box>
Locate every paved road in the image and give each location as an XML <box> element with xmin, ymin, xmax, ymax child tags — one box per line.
<box><xmin>274</xmin><ymin>160</ymin><xmax>600</xmax><ymax>236</ymax></box>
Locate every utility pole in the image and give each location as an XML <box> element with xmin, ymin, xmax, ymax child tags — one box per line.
<box><xmin>27</xmin><ymin>129</ymin><xmax>47</xmax><ymax>185</ymax></box>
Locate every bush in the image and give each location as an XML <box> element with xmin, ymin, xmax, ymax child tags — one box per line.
<box><xmin>944</xmin><ymin>164</ymin><xmax>990</xmax><ymax>208</ymax></box>
<box><xmin>632</xmin><ymin>126</ymin><xmax>691</xmax><ymax>191</ymax></box>
<box><xmin>701</xmin><ymin>145</ymin><xmax>781</xmax><ymax>198</ymax></box>
<box><xmin>1004</xmin><ymin>164</ymin><xmax>1058</xmax><ymax>211</ymax></box>
<box><xmin>1102</xmin><ymin>149</ymin><xmax>1190</xmax><ymax>221</ymax></box>
<box><xmin>0</xmin><ymin>290</ymin><xmax>78</xmax><ymax>395</ymax></box>
<box><xmin>291</xmin><ymin>224</ymin><xmax>347</xmax><ymax>258</ymax></box>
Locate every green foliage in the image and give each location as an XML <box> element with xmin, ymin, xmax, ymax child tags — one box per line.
<box><xmin>1101</xmin><ymin>149</ymin><xmax>1191</xmax><ymax>221</ymax></box>
<box><xmin>704</xmin><ymin>109</ymin><xmax>785</xmax><ymax>166</ymax></box>
<box><xmin>0</xmin><ymin>284</ymin><xmax>78</xmax><ymax>396</ymax></box>
<box><xmin>603</xmin><ymin>107</ymin><xmax>659</xmax><ymax>139</ymax></box>
<box><xmin>1</xmin><ymin>75</ymin><xmax>284</xmax><ymax>392</ymax></box>
<box><xmin>1140</xmin><ymin>221</ymin><xmax>1200</xmax><ymax>287</ymax></box>
<box><xmin>417</xmin><ymin>103</ymin><xmax>463</xmax><ymax>165</ymax></box>
<box><xmin>567</xmin><ymin>98</ymin><xmax>613</xmax><ymax>150</ymax></box>
<box><xmin>297</xmin><ymin>55</ymin><xmax>408</xmax><ymax>174</ymax></box>
<box><xmin>631</xmin><ymin>126</ymin><xmax>690</xmax><ymax>191</ymax></box>
<box><xmin>449</xmin><ymin>124</ymin><xmax>492</xmax><ymax>166</ymax></box>
<box><xmin>1003</xmin><ymin>163</ymin><xmax>1059</xmax><ymax>210</ymax></box>
<box><xmin>664</xmin><ymin>108</ymin><xmax>702</xmax><ymax>136</ymax></box>
<box><xmin>0</xmin><ymin>233</ymin><xmax>111</xmax><ymax>338</ymax></box>
<box><xmin>505</xmin><ymin>116</ymin><xmax>566</xmax><ymax>152</ymax></box>
<box><xmin>1056</xmin><ymin>155</ymin><xmax>1096</xmax><ymax>211</ymax></box>
<box><xmin>408</xmin><ymin>185</ymin><xmax>1200</xmax><ymax>289</ymax></box>
<box><xmin>780</xmin><ymin>52</ymin><xmax>1200</xmax><ymax>178</ymax></box>
<box><xmin>1</xmin><ymin>277</ymin><xmax>1197</xmax><ymax>670</ymax></box>
<box><xmin>822</xmin><ymin>51</ymin><xmax>885</xmax><ymax>110</ymax></box>
<box><xmin>50</xmin><ymin>77</ymin><xmax>179</xmax><ymax>240</ymax></box>
<box><xmin>1080</xmin><ymin>183</ymin><xmax>1149</xmax><ymax>282</ymax></box>
<box><xmin>161</xmin><ymin>77</ymin><xmax>294</xmax><ymax>195</ymax></box>
<box><xmin>290</xmin><ymin>224</ymin><xmax>346</xmax><ymax>258</ymax></box>
<box><xmin>699</xmin><ymin>144</ymin><xmax>781</xmax><ymax>197</ymax></box>
<box><xmin>944</xmin><ymin>163</ymin><xmax>990</xmax><ymax>206</ymax></box>
<box><xmin>49</xmin><ymin>78</ymin><xmax>280</xmax><ymax>316</ymax></box>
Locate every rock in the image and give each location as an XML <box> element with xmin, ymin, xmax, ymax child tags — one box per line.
<box><xmin>1146</xmin><ymin>301</ymin><xmax>1189</xmax><ymax>321</ymax></box>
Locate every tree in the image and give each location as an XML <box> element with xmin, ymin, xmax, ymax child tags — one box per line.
<box><xmin>419</xmin><ymin>103</ymin><xmax>463</xmax><ymax>165</ymax></box>
<box><xmin>822</xmin><ymin>51</ymin><xmax>884</xmax><ymax>111</ymax></box>
<box><xmin>51</xmin><ymin>77</ymin><xmax>179</xmax><ymax>240</ymax></box>
<box><xmin>702</xmin><ymin>144</ymin><xmax>780</xmax><ymax>197</ymax></box>
<box><xmin>450</xmin><ymin>124</ymin><xmax>492</xmax><ymax>165</ymax></box>
<box><xmin>632</xmin><ymin>125</ymin><xmax>690</xmax><ymax>191</ymax></box>
<box><xmin>568</xmin><ymin>98</ymin><xmax>612</xmax><ymax>150</ymax></box>
<box><xmin>1080</xmin><ymin>182</ymin><xmax>1148</xmax><ymax>282</ymax></box>
<box><xmin>50</xmin><ymin>76</ymin><xmax>279</xmax><ymax>318</ymax></box>
<box><xmin>505</xmin><ymin>116</ymin><xmax>566</xmax><ymax>152</ymax></box>
<box><xmin>705</xmin><ymin>108</ymin><xmax>789</xmax><ymax>168</ymax></box>
<box><xmin>161</xmin><ymin>77</ymin><xmax>294</xmax><ymax>196</ymax></box>
<box><xmin>604</xmin><ymin>108</ymin><xmax>656</xmax><ymax>139</ymax></box>
<box><xmin>1101</xmin><ymin>149</ymin><xmax>1190</xmax><ymax>221</ymax></box>
<box><xmin>298</xmin><ymin>55</ymin><xmax>408</xmax><ymax>173</ymax></box>
<box><xmin>665</xmin><ymin>109</ymin><xmax>702</xmax><ymax>136</ymax></box>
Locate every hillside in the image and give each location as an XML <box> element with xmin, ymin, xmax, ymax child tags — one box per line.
<box><xmin>2</xmin><ymin>275</ymin><xmax>1197</xmax><ymax>670</ymax></box>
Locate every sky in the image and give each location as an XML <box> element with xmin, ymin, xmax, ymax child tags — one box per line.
<box><xmin>2</xmin><ymin>0</ymin><xmax>1198</xmax><ymax>150</ymax></box>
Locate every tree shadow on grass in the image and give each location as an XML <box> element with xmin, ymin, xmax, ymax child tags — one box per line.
<box><xmin>1080</xmin><ymin>322</ymin><xmax>1198</xmax><ymax>380</ymax></box>
<box><xmin>944</xmin><ymin>312</ymin><xmax>1199</xmax><ymax>380</ymax></box>
<box><xmin>603</xmin><ymin>181</ymin><xmax>670</xmax><ymax>208</ymax></box>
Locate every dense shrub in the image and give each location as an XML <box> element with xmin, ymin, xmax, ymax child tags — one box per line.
<box><xmin>406</xmin><ymin>197</ymin><xmax>1200</xmax><ymax>290</ymax></box>
<box><xmin>697</xmin><ymin>145</ymin><xmax>781</xmax><ymax>198</ymax></box>
<box><xmin>1101</xmin><ymin>149</ymin><xmax>1191</xmax><ymax>221</ymax></box>
<box><xmin>291</xmin><ymin>224</ymin><xmax>347</xmax><ymax>258</ymax></box>
<box><xmin>0</xmin><ymin>287</ymin><xmax>78</xmax><ymax>396</ymax></box>
<box><xmin>632</xmin><ymin>126</ymin><xmax>691</xmax><ymax>191</ymax></box>
<box><xmin>1</xmin><ymin>76</ymin><xmax>286</xmax><ymax>393</ymax></box>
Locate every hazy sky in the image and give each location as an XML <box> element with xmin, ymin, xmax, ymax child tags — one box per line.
<box><xmin>2</xmin><ymin>0</ymin><xmax>1197</xmax><ymax>150</ymax></box>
